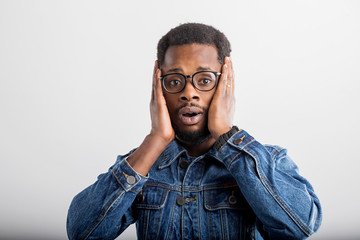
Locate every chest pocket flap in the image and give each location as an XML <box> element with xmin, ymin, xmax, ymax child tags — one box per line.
<box><xmin>133</xmin><ymin>185</ymin><xmax>170</xmax><ymax>210</ymax></box>
<box><xmin>204</xmin><ymin>186</ymin><xmax>250</xmax><ymax>211</ymax></box>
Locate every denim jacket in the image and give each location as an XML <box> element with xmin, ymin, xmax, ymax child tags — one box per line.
<box><xmin>67</xmin><ymin>129</ymin><xmax>322</xmax><ymax>240</ymax></box>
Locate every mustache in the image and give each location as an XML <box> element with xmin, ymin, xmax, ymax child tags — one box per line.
<box><xmin>175</xmin><ymin>103</ymin><xmax>208</xmax><ymax>114</ymax></box>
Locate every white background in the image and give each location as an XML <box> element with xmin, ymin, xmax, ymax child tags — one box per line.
<box><xmin>1</xmin><ymin>1</ymin><xmax>359</xmax><ymax>239</ymax></box>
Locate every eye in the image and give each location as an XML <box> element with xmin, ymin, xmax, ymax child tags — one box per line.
<box><xmin>195</xmin><ymin>72</ymin><xmax>216</xmax><ymax>87</ymax></box>
<box><xmin>163</xmin><ymin>74</ymin><xmax>185</xmax><ymax>91</ymax></box>
<box><xmin>197</xmin><ymin>77</ymin><xmax>214</xmax><ymax>86</ymax></box>
<box><xmin>169</xmin><ymin>79</ymin><xmax>182</xmax><ymax>86</ymax></box>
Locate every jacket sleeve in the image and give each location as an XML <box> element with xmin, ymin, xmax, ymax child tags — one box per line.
<box><xmin>66</xmin><ymin>152</ymin><xmax>147</xmax><ymax>240</ymax></box>
<box><xmin>215</xmin><ymin>129</ymin><xmax>322</xmax><ymax>240</ymax></box>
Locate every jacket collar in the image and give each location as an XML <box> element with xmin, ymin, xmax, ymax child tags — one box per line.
<box><xmin>158</xmin><ymin>139</ymin><xmax>220</xmax><ymax>169</ymax></box>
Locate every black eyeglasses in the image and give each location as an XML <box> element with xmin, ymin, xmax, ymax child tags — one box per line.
<box><xmin>160</xmin><ymin>71</ymin><xmax>221</xmax><ymax>94</ymax></box>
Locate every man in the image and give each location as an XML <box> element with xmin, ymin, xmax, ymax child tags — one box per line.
<box><xmin>67</xmin><ymin>23</ymin><xmax>322</xmax><ymax>240</ymax></box>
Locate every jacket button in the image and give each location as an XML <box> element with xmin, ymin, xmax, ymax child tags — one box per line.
<box><xmin>228</xmin><ymin>195</ymin><xmax>237</xmax><ymax>205</ymax></box>
<box><xmin>233</xmin><ymin>138</ymin><xmax>243</xmax><ymax>145</ymax></box>
<box><xmin>176</xmin><ymin>196</ymin><xmax>186</xmax><ymax>206</ymax></box>
<box><xmin>126</xmin><ymin>175</ymin><xmax>136</xmax><ymax>185</ymax></box>
<box><xmin>179</xmin><ymin>160</ymin><xmax>189</xmax><ymax>169</ymax></box>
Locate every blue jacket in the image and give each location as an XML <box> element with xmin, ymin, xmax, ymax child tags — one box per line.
<box><xmin>67</xmin><ymin>129</ymin><xmax>322</xmax><ymax>239</ymax></box>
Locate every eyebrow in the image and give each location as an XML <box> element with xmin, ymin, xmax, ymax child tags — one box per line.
<box><xmin>196</xmin><ymin>66</ymin><xmax>212</xmax><ymax>71</ymax></box>
<box><xmin>164</xmin><ymin>66</ymin><xmax>213</xmax><ymax>74</ymax></box>
<box><xmin>165</xmin><ymin>67</ymin><xmax>183</xmax><ymax>73</ymax></box>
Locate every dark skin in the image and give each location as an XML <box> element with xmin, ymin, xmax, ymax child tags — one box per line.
<box><xmin>128</xmin><ymin>44</ymin><xmax>235</xmax><ymax>175</ymax></box>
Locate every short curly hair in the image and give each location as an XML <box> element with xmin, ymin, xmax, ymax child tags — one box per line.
<box><xmin>157</xmin><ymin>23</ymin><xmax>231</xmax><ymax>67</ymax></box>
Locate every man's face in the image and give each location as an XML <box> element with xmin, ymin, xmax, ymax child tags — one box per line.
<box><xmin>161</xmin><ymin>44</ymin><xmax>222</xmax><ymax>144</ymax></box>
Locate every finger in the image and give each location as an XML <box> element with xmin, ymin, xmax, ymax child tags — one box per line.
<box><xmin>151</xmin><ymin>60</ymin><xmax>158</xmax><ymax>101</ymax></box>
<box><xmin>218</xmin><ymin>62</ymin><xmax>228</xmax><ymax>96</ymax></box>
<box><xmin>154</xmin><ymin>68</ymin><xmax>163</xmax><ymax>102</ymax></box>
<box><xmin>225</xmin><ymin>57</ymin><xmax>234</xmax><ymax>95</ymax></box>
<box><xmin>228</xmin><ymin>58</ymin><xmax>236</xmax><ymax>108</ymax></box>
<box><xmin>228</xmin><ymin>57</ymin><xmax>235</xmax><ymax>95</ymax></box>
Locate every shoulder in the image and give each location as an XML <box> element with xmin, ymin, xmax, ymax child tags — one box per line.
<box><xmin>263</xmin><ymin>144</ymin><xmax>288</xmax><ymax>160</ymax></box>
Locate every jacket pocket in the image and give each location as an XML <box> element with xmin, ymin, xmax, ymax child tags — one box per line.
<box><xmin>204</xmin><ymin>186</ymin><xmax>255</xmax><ymax>240</ymax></box>
<box><xmin>133</xmin><ymin>185</ymin><xmax>171</xmax><ymax>240</ymax></box>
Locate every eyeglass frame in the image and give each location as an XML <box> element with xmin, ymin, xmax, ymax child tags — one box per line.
<box><xmin>160</xmin><ymin>70</ymin><xmax>221</xmax><ymax>94</ymax></box>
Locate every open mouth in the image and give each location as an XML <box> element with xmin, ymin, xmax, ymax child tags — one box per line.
<box><xmin>183</xmin><ymin>112</ymin><xmax>199</xmax><ymax>117</ymax></box>
<box><xmin>178</xmin><ymin>107</ymin><xmax>203</xmax><ymax>125</ymax></box>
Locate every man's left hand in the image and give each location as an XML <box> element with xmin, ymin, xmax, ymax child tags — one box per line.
<box><xmin>208</xmin><ymin>57</ymin><xmax>235</xmax><ymax>140</ymax></box>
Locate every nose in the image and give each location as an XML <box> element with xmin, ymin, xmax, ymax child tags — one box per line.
<box><xmin>179</xmin><ymin>78</ymin><xmax>199</xmax><ymax>101</ymax></box>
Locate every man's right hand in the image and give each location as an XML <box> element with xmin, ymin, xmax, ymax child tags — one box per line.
<box><xmin>149</xmin><ymin>61</ymin><xmax>175</xmax><ymax>145</ymax></box>
<box><xmin>127</xmin><ymin>61</ymin><xmax>174</xmax><ymax>176</ymax></box>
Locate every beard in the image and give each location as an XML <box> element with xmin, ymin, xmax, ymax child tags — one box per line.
<box><xmin>171</xmin><ymin>102</ymin><xmax>211</xmax><ymax>145</ymax></box>
<box><xmin>172</xmin><ymin>123</ymin><xmax>211</xmax><ymax>145</ymax></box>
<box><xmin>171</xmin><ymin>116</ymin><xmax>211</xmax><ymax>145</ymax></box>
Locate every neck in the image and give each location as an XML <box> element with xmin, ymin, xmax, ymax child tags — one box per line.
<box><xmin>177</xmin><ymin>136</ymin><xmax>216</xmax><ymax>157</ymax></box>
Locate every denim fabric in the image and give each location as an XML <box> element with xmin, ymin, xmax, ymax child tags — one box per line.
<box><xmin>67</xmin><ymin>129</ymin><xmax>322</xmax><ymax>240</ymax></box>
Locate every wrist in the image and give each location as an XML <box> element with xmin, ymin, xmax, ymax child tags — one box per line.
<box><xmin>212</xmin><ymin>126</ymin><xmax>233</xmax><ymax>141</ymax></box>
<box><xmin>214</xmin><ymin>126</ymin><xmax>239</xmax><ymax>151</ymax></box>
<box><xmin>127</xmin><ymin>133</ymin><xmax>172</xmax><ymax>176</ymax></box>
<box><xmin>148</xmin><ymin>132</ymin><xmax>173</xmax><ymax>148</ymax></box>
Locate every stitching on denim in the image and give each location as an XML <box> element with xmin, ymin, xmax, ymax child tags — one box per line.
<box><xmin>264</xmin><ymin>144</ymin><xmax>282</xmax><ymax>158</ymax></box>
<box><xmin>135</xmin><ymin>188</ymin><xmax>170</xmax><ymax>209</ymax></box>
<box><xmin>245</xmin><ymin>155</ymin><xmax>259</xmax><ymax>177</ymax></box>
<box><xmin>136</xmin><ymin>203</ymin><xmax>163</xmax><ymax>208</ymax></box>
<box><xmin>104</xmin><ymin>192</ymin><xmax>127</xmax><ymax>217</ymax></box>
<box><xmin>178</xmin><ymin>159</ymin><xmax>181</xmax><ymax>184</ymax></box>
<box><xmin>272</xmin><ymin>147</ymin><xmax>281</xmax><ymax>159</ymax></box>
<box><xmin>207</xmin><ymin>203</ymin><xmax>233</xmax><ymax>208</ymax></box>
<box><xmin>135</xmin><ymin>203</ymin><xmax>164</xmax><ymax>208</ymax></box>
<box><xmin>159</xmin><ymin>149</ymin><xmax>186</xmax><ymax>169</ymax></box>
<box><xmin>250</xmin><ymin>147</ymin><xmax>311</xmax><ymax>235</ymax></box>
<box><xmin>80</xmin><ymin>217</ymin><xmax>99</xmax><ymax>239</ymax></box>
<box><xmin>207</xmin><ymin>205</ymin><xmax>213</xmax><ymax>240</ymax></box>
<box><xmin>236</xmin><ymin>135</ymin><xmax>246</xmax><ymax>145</ymax></box>
<box><xmin>124</xmin><ymin>158</ymin><xmax>148</xmax><ymax>179</ymax></box>
<box><xmin>80</xmin><ymin>189</ymin><xmax>124</xmax><ymax>240</ymax></box>
<box><xmin>112</xmin><ymin>168</ymin><xmax>129</xmax><ymax>191</ymax></box>
<box><xmin>268</xmin><ymin>145</ymin><xmax>281</xmax><ymax>159</ymax></box>
<box><xmin>217</xmin><ymin>141</ymin><xmax>228</xmax><ymax>153</ymax></box>
<box><xmin>246</xmin><ymin>147</ymin><xmax>312</xmax><ymax>236</ymax></box>
<box><xmin>262</xmin><ymin>175</ymin><xmax>312</xmax><ymax>236</ymax></box>
<box><xmin>217</xmin><ymin>129</ymin><xmax>245</xmax><ymax>154</ymax></box>
<box><xmin>144</xmin><ymin>182</ymin><xmax>181</xmax><ymax>191</ymax></box>
<box><xmin>202</xmin><ymin>182</ymin><xmax>238</xmax><ymax>190</ymax></box>
<box><xmin>224</xmin><ymin>210</ymin><xmax>229</xmax><ymax>240</ymax></box>
<box><xmin>226</xmin><ymin>152</ymin><xmax>242</xmax><ymax>169</ymax></box>
<box><xmin>185</xmin><ymin>196</ymin><xmax>197</xmax><ymax>203</ymax></box>
<box><xmin>220</xmin><ymin>209</ymin><xmax>225</xmax><ymax>239</ymax></box>
<box><xmin>218</xmin><ymin>129</ymin><xmax>245</xmax><ymax>153</ymax></box>
<box><xmin>143</xmin><ymin>181</ymin><xmax>238</xmax><ymax>192</ymax></box>
<box><xmin>181</xmin><ymin>200</ymin><xmax>184</xmax><ymax>240</ymax></box>
<box><xmin>155</xmin><ymin>191</ymin><xmax>166</xmax><ymax>240</ymax></box>
<box><xmin>144</xmin><ymin>209</ymin><xmax>150</xmax><ymax>239</ymax></box>
<box><xmin>242</xmin><ymin>138</ymin><xmax>255</xmax><ymax>149</ymax></box>
<box><xmin>161</xmin><ymin>189</ymin><xmax>169</xmax><ymax>205</ymax></box>
<box><xmin>165</xmin><ymin>194</ymin><xmax>177</xmax><ymax>240</ymax></box>
<box><xmin>129</xmin><ymin>188</ymin><xmax>137</xmax><ymax>193</ymax></box>
<box><xmin>218</xmin><ymin>129</ymin><xmax>243</xmax><ymax>153</ymax></box>
<box><xmin>197</xmin><ymin>192</ymin><xmax>201</xmax><ymax>240</ymax></box>
<box><xmin>182</xmin><ymin>158</ymin><xmax>202</xmax><ymax>192</ymax></box>
<box><xmin>198</xmin><ymin>163</ymin><xmax>205</xmax><ymax>186</ymax></box>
